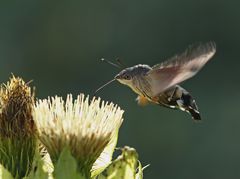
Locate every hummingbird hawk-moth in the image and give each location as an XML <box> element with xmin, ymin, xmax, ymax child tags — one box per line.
<box><xmin>95</xmin><ymin>42</ymin><xmax>216</xmax><ymax>120</ymax></box>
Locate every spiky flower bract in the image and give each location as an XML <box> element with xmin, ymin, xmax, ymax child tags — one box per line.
<box><xmin>33</xmin><ymin>94</ymin><xmax>124</xmax><ymax>178</ymax></box>
<box><xmin>0</xmin><ymin>76</ymin><xmax>36</xmax><ymax>178</ymax></box>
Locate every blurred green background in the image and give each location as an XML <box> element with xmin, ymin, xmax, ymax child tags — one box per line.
<box><xmin>0</xmin><ymin>0</ymin><xmax>239</xmax><ymax>178</ymax></box>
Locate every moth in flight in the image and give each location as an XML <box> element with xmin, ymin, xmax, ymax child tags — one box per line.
<box><xmin>95</xmin><ymin>42</ymin><xmax>216</xmax><ymax>120</ymax></box>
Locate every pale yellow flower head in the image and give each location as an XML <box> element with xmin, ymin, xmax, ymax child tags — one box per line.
<box><xmin>33</xmin><ymin>94</ymin><xmax>124</xmax><ymax>176</ymax></box>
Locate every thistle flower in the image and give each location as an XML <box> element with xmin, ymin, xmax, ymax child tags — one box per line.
<box><xmin>33</xmin><ymin>94</ymin><xmax>124</xmax><ymax>178</ymax></box>
<box><xmin>0</xmin><ymin>76</ymin><xmax>36</xmax><ymax>178</ymax></box>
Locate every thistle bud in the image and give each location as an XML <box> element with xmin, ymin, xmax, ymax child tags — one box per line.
<box><xmin>0</xmin><ymin>76</ymin><xmax>36</xmax><ymax>178</ymax></box>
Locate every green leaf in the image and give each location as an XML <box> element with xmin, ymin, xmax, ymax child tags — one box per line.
<box><xmin>0</xmin><ymin>164</ymin><xmax>14</xmax><ymax>179</ymax></box>
<box><xmin>0</xmin><ymin>137</ymin><xmax>36</xmax><ymax>178</ymax></box>
<box><xmin>136</xmin><ymin>162</ymin><xmax>150</xmax><ymax>179</ymax></box>
<box><xmin>91</xmin><ymin>131</ymin><xmax>119</xmax><ymax>178</ymax></box>
<box><xmin>26</xmin><ymin>149</ymin><xmax>49</xmax><ymax>179</ymax></box>
<box><xmin>135</xmin><ymin>161</ymin><xmax>143</xmax><ymax>179</ymax></box>
<box><xmin>97</xmin><ymin>146</ymin><xmax>139</xmax><ymax>179</ymax></box>
<box><xmin>54</xmin><ymin>148</ymin><xmax>85</xmax><ymax>179</ymax></box>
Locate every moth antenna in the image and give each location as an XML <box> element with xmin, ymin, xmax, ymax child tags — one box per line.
<box><xmin>116</xmin><ymin>58</ymin><xmax>126</xmax><ymax>68</ymax></box>
<box><xmin>101</xmin><ymin>58</ymin><xmax>121</xmax><ymax>68</ymax></box>
<box><xmin>94</xmin><ymin>79</ymin><xmax>116</xmax><ymax>95</ymax></box>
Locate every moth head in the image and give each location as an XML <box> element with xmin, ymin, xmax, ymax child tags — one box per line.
<box><xmin>115</xmin><ymin>65</ymin><xmax>151</xmax><ymax>86</ymax></box>
<box><xmin>115</xmin><ymin>68</ymin><xmax>133</xmax><ymax>86</ymax></box>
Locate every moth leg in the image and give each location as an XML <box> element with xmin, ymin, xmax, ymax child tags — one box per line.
<box><xmin>168</xmin><ymin>87</ymin><xmax>177</xmax><ymax>102</ymax></box>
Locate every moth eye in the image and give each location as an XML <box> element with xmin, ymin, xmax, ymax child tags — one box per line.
<box><xmin>124</xmin><ymin>74</ymin><xmax>131</xmax><ymax>80</ymax></box>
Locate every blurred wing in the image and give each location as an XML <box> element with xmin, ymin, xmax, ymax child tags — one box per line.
<box><xmin>147</xmin><ymin>42</ymin><xmax>216</xmax><ymax>96</ymax></box>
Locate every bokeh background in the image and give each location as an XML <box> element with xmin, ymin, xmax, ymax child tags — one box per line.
<box><xmin>0</xmin><ymin>0</ymin><xmax>239</xmax><ymax>178</ymax></box>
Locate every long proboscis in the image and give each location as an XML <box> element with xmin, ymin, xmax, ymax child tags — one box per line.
<box><xmin>94</xmin><ymin>78</ymin><xmax>116</xmax><ymax>95</ymax></box>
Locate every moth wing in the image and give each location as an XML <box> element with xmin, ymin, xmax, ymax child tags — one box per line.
<box><xmin>147</xmin><ymin>42</ymin><xmax>216</xmax><ymax>96</ymax></box>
